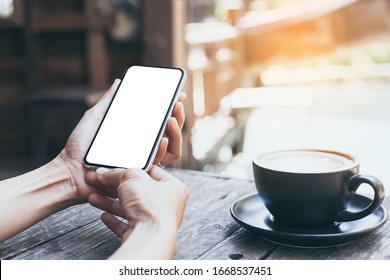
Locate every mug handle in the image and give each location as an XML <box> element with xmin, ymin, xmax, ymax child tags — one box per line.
<box><xmin>336</xmin><ymin>175</ymin><xmax>385</xmax><ymax>222</ymax></box>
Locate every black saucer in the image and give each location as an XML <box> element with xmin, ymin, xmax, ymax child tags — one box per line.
<box><xmin>230</xmin><ymin>193</ymin><xmax>387</xmax><ymax>248</ymax></box>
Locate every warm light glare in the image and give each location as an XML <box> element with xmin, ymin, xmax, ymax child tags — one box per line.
<box><xmin>261</xmin><ymin>64</ymin><xmax>390</xmax><ymax>85</ymax></box>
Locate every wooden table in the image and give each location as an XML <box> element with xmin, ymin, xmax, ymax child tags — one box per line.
<box><xmin>0</xmin><ymin>169</ymin><xmax>388</xmax><ymax>260</ymax></box>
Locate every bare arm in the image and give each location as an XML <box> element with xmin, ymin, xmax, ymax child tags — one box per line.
<box><xmin>0</xmin><ymin>79</ymin><xmax>186</xmax><ymax>244</ymax></box>
<box><xmin>0</xmin><ymin>80</ymin><xmax>121</xmax><ymax>242</ymax></box>
<box><xmin>0</xmin><ymin>157</ymin><xmax>73</xmax><ymax>242</ymax></box>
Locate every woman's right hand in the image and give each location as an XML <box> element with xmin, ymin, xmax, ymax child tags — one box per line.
<box><xmin>87</xmin><ymin>166</ymin><xmax>189</xmax><ymax>245</ymax></box>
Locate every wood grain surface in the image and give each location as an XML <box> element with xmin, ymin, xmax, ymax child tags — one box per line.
<box><xmin>0</xmin><ymin>169</ymin><xmax>388</xmax><ymax>260</ymax></box>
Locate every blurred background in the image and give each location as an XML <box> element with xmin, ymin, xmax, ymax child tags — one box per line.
<box><xmin>0</xmin><ymin>0</ymin><xmax>389</xmax><ymax>191</ymax></box>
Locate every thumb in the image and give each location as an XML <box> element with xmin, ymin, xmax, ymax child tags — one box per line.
<box><xmin>88</xmin><ymin>79</ymin><xmax>121</xmax><ymax>117</ymax></box>
<box><xmin>95</xmin><ymin>168</ymin><xmax>127</xmax><ymax>188</ymax></box>
<box><xmin>148</xmin><ymin>165</ymin><xmax>174</xmax><ymax>182</ymax></box>
<box><xmin>95</xmin><ymin>167</ymin><xmax>146</xmax><ymax>188</ymax></box>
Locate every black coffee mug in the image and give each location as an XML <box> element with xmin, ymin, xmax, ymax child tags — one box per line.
<box><xmin>253</xmin><ymin>149</ymin><xmax>385</xmax><ymax>228</ymax></box>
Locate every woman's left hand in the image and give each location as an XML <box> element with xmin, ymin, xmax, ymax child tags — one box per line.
<box><xmin>57</xmin><ymin>80</ymin><xmax>186</xmax><ymax>204</ymax></box>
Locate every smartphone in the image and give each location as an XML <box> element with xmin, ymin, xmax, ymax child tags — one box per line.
<box><xmin>84</xmin><ymin>65</ymin><xmax>186</xmax><ymax>170</ymax></box>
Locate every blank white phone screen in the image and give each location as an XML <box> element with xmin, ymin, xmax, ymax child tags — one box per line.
<box><xmin>85</xmin><ymin>66</ymin><xmax>184</xmax><ymax>169</ymax></box>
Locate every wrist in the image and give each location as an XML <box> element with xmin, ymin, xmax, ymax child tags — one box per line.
<box><xmin>32</xmin><ymin>155</ymin><xmax>78</xmax><ymax>210</ymax></box>
<box><xmin>51</xmin><ymin>152</ymin><xmax>78</xmax><ymax>204</ymax></box>
<box><xmin>0</xmin><ymin>155</ymin><xmax>76</xmax><ymax>241</ymax></box>
<box><xmin>112</xmin><ymin>220</ymin><xmax>178</xmax><ymax>260</ymax></box>
<box><xmin>55</xmin><ymin>149</ymin><xmax>86</xmax><ymax>204</ymax></box>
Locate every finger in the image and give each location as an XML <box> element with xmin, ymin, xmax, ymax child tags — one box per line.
<box><xmin>95</xmin><ymin>167</ymin><xmax>128</xmax><ymax>188</ymax></box>
<box><xmin>148</xmin><ymin>165</ymin><xmax>173</xmax><ymax>182</ymax></box>
<box><xmin>153</xmin><ymin>137</ymin><xmax>168</xmax><ymax>165</ymax></box>
<box><xmin>86</xmin><ymin>79</ymin><xmax>121</xmax><ymax>119</ymax></box>
<box><xmin>93</xmin><ymin>79</ymin><xmax>120</xmax><ymax>112</ymax></box>
<box><xmin>85</xmin><ymin>169</ymin><xmax>100</xmax><ymax>186</ymax></box>
<box><xmin>88</xmin><ymin>193</ymin><xmax>125</xmax><ymax>218</ymax></box>
<box><xmin>83</xmin><ymin>170</ymin><xmax>117</xmax><ymax>197</ymax></box>
<box><xmin>161</xmin><ymin>118</ymin><xmax>181</xmax><ymax>166</ymax></box>
<box><xmin>96</xmin><ymin>167</ymin><xmax>147</xmax><ymax>187</ymax></box>
<box><xmin>101</xmin><ymin>212</ymin><xmax>128</xmax><ymax>239</ymax></box>
<box><xmin>178</xmin><ymin>92</ymin><xmax>187</xmax><ymax>102</ymax></box>
<box><xmin>172</xmin><ymin>102</ymin><xmax>185</xmax><ymax>130</ymax></box>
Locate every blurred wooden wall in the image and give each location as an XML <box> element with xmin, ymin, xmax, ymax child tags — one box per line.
<box><xmin>0</xmin><ymin>0</ymin><xmax>193</xmax><ymax>169</ymax></box>
<box><xmin>0</xmin><ymin>0</ymin><xmax>143</xmax><ymax>163</ymax></box>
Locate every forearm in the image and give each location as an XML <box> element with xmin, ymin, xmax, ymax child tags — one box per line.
<box><xmin>109</xmin><ymin>221</ymin><xmax>178</xmax><ymax>260</ymax></box>
<box><xmin>0</xmin><ymin>156</ymin><xmax>74</xmax><ymax>242</ymax></box>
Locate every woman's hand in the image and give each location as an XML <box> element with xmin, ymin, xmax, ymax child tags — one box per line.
<box><xmin>57</xmin><ymin>80</ymin><xmax>186</xmax><ymax>204</ymax></box>
<box><xmin>153</xmin><ymin>92</ymin><xmax>186</xmax><ymax>167</ymax></box>
<box><xmin>87</xmin><ymin>166</ymin><xmax>189</xmax><ymax>259</ymax></box>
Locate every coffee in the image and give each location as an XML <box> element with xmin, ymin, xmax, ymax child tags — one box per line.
<box><xmin>252</xmin><ymin>149</ymin><xmax>385</xmax><ymax>228</ymax></box>
<box><xmin>256</xmin><ymin>150</ymin><xmax>355</xmax><ymax>173</ymax></box>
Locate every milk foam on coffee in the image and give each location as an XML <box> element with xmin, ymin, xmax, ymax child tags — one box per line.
<box><xmin>257</xmin><ymin>150</ymin><xmax>355</xmax><ymax>173</ymax></box>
